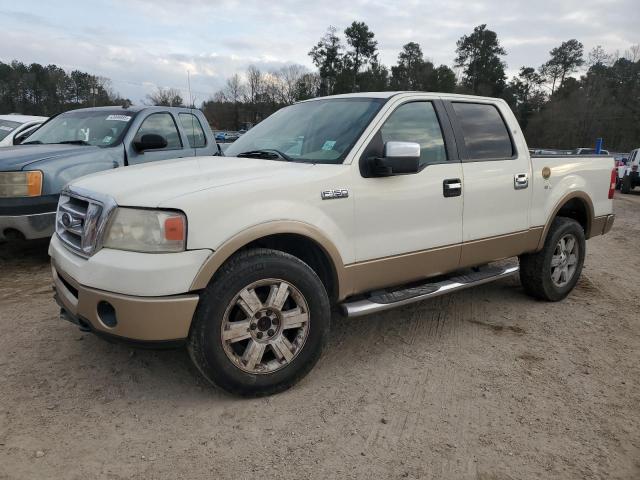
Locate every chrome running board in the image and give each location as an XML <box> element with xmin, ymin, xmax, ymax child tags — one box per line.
<box><xmin>341</xmin><ymin>264</ymin><xmax>519</xmax><ymax>318</ymax></box>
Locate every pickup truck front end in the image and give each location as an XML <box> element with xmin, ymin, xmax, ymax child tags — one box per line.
<box><xmin>50</xmin><ymin>186</ymin><xmax>211</xmax><ymax>344</ymax></box>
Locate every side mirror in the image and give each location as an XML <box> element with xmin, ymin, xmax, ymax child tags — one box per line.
<box><xmin>133</xmin><ymin>133</ymin><xmax>168</xmax><ymax>152</ymax></box>
<box><xmin>369</xmin><ymin>141</ymin><xmax>421</xmax><ymax>176</ymax></box>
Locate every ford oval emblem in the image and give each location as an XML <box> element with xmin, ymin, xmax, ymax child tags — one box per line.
<box><xmin>61</xmin><ymin>212</ymin><xmax>80</xmax><ymax>228</ymax></box>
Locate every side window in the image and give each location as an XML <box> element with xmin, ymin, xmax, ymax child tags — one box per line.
<box><xmin>380</xmin><ymin>102</ymin><xmax>447</xmax><ymax>167</ymax></box>
<box><xmin>134</xmin><ymin>113</ymin><xmax>182</xmax><ymax>150</ymax></box>
<box><xmin>179</xmin><ymin>113</ymin><xmax>207</xmax><ymax>148</ymax></box>
<box><xmin>451</xmin><ymin>102</ymin><xmax>514</xmax><ymax>160</ymax></box>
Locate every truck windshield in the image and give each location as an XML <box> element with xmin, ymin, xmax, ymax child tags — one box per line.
<box><xmin>23</xmin><ymin>110</ymin><xmax>135</xmax><ymax>147</ymax></box>
<box><xmin>0</xmin><ymin>120</ymin><xmax>21</xmax><ymax>141</ymax></box>
<box><xmin>224</xmin><ymin>98</ymin><xmax>385</xmax><ymax>164</ymax></box>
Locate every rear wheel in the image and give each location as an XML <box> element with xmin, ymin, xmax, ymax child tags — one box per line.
<box><xmin>519</xmin><ymin>217</ymin><xmax>585</xmax><ymax>301</ymax></box>
<box><xmin>188</xmin><ymin>248</ymin><xmax>330</xmax><ymax>396</ymax></box>
<box><xmin>621</xmin><ymin>174</ymin><xmax>632</xmax><ymax>194</ymax></box>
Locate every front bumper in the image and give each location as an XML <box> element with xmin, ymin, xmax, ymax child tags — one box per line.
<box><xmin>591</xmin><ymin>214</ymin><xmax>616</xmax><ymax>237</ymax></box>
<box><xmin>53</xmin><ymin>263</ymin><xmax>199</xmax><ymax>342</ymax></box>
<box><xmin>0</xmin><ymin>211</ymin><xmax>55</xmax><ymax>240</ymax></box>
<box><xmin>0</xmin><ymin>194</ymin><xmax>58</xmax><ymax>240</ymax></box>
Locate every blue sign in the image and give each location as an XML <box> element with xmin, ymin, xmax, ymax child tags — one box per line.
<box><xmin>595</xmin><ymin>137</ymin><xmax>603</xmax><ymax>154</ymax></box>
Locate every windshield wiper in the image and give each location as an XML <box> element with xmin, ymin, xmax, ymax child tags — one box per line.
<box><xmin>236</xmin><ymin>149</ymin><xmax>293</xmax><ymax>161</ymax></box>
<box><xmin>21</xmin><ymin>140</ymin><xmax>42</xmax><ymax>145</ymax></box>
<box><xmin>55</xmin><ymin>140</ymin><xmax>91</xmax><ymax>146</ymax></box>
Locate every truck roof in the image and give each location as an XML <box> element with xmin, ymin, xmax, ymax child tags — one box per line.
<box><xmin>61</xmin><ymin>105</ymin><xmax>203</xmax><ymax>114</ymax></box>
<box><xmin>0</xmin><ymin>114</ymin><xmax>48</xmax><ymax>123</ymax></box>
<box><xmin>300</xmin><ymin>91</ymin><xmax>508</xmax><ymax>104</ymax></box>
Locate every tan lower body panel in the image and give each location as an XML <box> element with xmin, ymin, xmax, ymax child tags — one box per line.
<box><xmin>343</xmin><ymin>244</ymin><xmax>461</xmax><ymax>296</ymax></box>
<box><xmin>342</xmin><ymin>228</ymin><xmax>543</xmax><ymax>298</ymax></box>
<box><xmin>459</xmin><ymin>228</ymin><xmax>543</xmax><ymax>267</ymax></box>
<box><xmin>53</xmin><ymin>264</ymin><xmax>199</xmax><ymax>341</ymax></box>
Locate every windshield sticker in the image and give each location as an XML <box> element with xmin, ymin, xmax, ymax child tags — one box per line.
<box><xmin>102</xmin><ymin>136</ymin><xmax>113</xmax><ymax>143</ymax></box>
<box><xmin>321</xmin><ymin>140</ymin><xmax>336</xmax><ymax>151</ymax></box>
<box><xmin>0</xmin><ymin>126</ymin><xmax>14</xmax><ymax>132</ymax></box>
<box><xmin>106</xmin><ymin>114</ymin><xmax>131</xmax><ymax>122</ymax></box>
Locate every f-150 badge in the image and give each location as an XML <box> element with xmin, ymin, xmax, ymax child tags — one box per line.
<box><xmin>321</xmin><ymin>189</ymin><xmax>349</xmax><ymax>200</ymax></box>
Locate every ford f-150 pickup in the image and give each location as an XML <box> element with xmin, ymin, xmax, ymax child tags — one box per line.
<box><xmin>0</xmin><ymin>105</ymin><xmax>217</xmax><ymax>242</ymax></box>
<box><xmin>48</xmin><ymin>92</ymin><xmax>616</xmax><ymax>396</ymax></box>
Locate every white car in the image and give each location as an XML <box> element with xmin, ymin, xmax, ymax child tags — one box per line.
<box><xmin>49</xmin><ymin>92</ymin><xmax>615</xmax><ymax>396</ymax></box>
<box><xmin>0</xmin><ymin>114</ymin><xmax>48</xmax><ymax>147</ymax></box>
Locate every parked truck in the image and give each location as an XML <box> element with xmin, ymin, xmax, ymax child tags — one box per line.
<box><xmin>0</xmin><ymin>114</ymin><xmax>48</xmax><ymax>147</ymax></box>
<box><xmin>0</xmin><ymin>105</ymin><xmax>217</xmax><ymax>241</ymax></box>
<box><xmin>618</xmin><ymin>148</ymin><xmax>639</xmax><ymax>193</ymax></box>
<box><xmin>49</xmin><ymin>92</ymin><xmax>616</xmax><ymax>396</ymax></box>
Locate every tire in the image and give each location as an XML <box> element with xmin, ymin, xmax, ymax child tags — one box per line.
<box><xmin>621</xmin><ymin>175</ymin><xmax>631</xmax><ymax>194</ymax></box>
<box><xmin>519</xmin><ymin>217</ymin><xmax>586</xmax><ymax>302</ymax></box>
<box><xmin>615</xmin><ymin>177</ymin><xmax>622</xmax><ymax>190</ymax></box>
<box><xmin>187</xmin><ymin>248</ymin><xmax>331</xmax><ymax>396</ymax></box>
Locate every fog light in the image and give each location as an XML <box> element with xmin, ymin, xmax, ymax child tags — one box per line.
<box><xmin>97</xmin><ymin>301</ymin><xmax>117</xmax><ymax>328</ymax></box>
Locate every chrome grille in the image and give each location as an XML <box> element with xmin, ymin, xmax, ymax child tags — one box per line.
<box><xmin>55</xmin><ymin>188</ymin><xmax>116</xmax><ymax>257</ymax></box>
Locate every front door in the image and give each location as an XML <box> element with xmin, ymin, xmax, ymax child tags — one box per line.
<box><xmin>350</xmin><ymin>99</ymin><xmax>464</xmax><ymax>291</ymax></box>
<box><xmin>127</xmin><ymin>112</ymin><xmax>188</xmax><ymax>164</ymax></box>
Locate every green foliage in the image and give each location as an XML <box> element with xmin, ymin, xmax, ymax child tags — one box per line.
<box><xmin>455</xmin><ymin>24</ymin><xmax>507</xmax><ymax>96</ymax></box>
<box><xmin>390</xmin><ymin>42</ymin><xmax>456</xmax><ymax>92</ymax></box>
<box><xmin>503</xmin><ymin>67</ymin><xmax>545</xmax><ymax>129</ymax></box>
<box><xmin>0</xmin><ymin>60</ymin><xmax>129</xmax><ymax>115</ymax></box>
<box><xmin>526</xmin><ymin>56</ymin><xmax>640</xmax><ymax>151</ymax></box>
<box><xmin>344</xmin><ymin>21</ymin><xmax>378</xmax><ymax>91</ymax></box>
<box><xmin>309</xmin><ymin>26</ymin><xmax>344</xmax><ymax>95</ymax></box>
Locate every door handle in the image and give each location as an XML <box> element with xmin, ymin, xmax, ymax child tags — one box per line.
<box><xmin>514</xmin><ymin>173</ymin><xmax>529</xmax><ymax>190</ymax></box>
<box><xmin>443</xmin><ymin>178</ymin><xmax>462</xmax><ymax>197</ymax></box>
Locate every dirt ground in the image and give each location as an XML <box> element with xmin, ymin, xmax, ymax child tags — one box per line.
<box><xmin>1</xmin><ymin>195</ymin><xmax>639</xmax><ymax>480</ymax></box>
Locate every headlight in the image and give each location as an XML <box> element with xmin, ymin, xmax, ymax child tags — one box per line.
<box><xmin>0</xmin><ymin>171</ymin><xmax>42</xmax><ymax>197</ymax></box>
<box><xmin>103</xmin><ymin>208</ymin><xmax>186</xmax><ymax>253</ymax></box>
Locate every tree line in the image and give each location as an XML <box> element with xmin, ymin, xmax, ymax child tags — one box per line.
<box><xmin>204</xmin><ymin>22</ymin><xmax>639</xmax><ymax>151</ymax></box>
<box><xmin>1</xmin><ymin>22</ymin><xmax>638</xmax><ymax>151</ymax></box>
<box><xmin>0</xmin><ymin>60</ymin><xmax>130</xmax><ymax>115</ymax></box>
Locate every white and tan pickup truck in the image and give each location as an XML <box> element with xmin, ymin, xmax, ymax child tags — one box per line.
<box><xmin>49</xmin><ymin>92</ymin><xmax>616</xmax><ymax>396</ymax></box>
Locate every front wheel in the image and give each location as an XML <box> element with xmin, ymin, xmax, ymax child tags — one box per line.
<box><xmin>188</xmin><ymin>248</ymin><xmax>330</xmax><ymax>396</ymax></box>
<box><xmin>519</xmin><ymin>217</ymin><xmax>586</xmax><ymax>301</ymax></box>
<box><xmin>621</xmin><ymin>174</ymin><xmax>632</xmax><ymax>194</ymax></box>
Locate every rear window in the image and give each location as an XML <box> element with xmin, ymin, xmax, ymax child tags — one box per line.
<box><xmin>452</xmin><ymin>102</ymin><xmax>514</xmax><ymax>160</ymax></box>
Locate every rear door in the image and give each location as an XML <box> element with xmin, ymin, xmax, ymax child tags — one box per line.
<box><xmin>126</xmin><ymin>112</ymin><xmax>189</xmax><ymax>165</ymax></box>
<box><xmin>444</xmin><ymin>100</ymin><xmax>532</xmax><ymax>262</ymax></box>
<box><xmin>177</xmin><ymin>112</ymin><xmax>210</xmax><ymax>156</ymax></box>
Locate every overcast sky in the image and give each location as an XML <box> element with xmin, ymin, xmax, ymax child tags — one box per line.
<box><xmin>0</xmin><ymin>0</ymin><xmax>638</xmax><ymax>104</ymax></box>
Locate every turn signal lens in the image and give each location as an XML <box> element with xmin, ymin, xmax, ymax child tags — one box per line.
<box><xmin>26</xmin><ymin>171</ymin><xmax>43</xmax><ymax>196</ymax></box>
<box><xmin>0</xmin><ymin>170</ymin><xmax>43</xmax><ymax>197</ymax></box>
<box><xmin>164</xmin><ymin>216</ymin><xmax>185</xmax><ymax>241</ymax></box>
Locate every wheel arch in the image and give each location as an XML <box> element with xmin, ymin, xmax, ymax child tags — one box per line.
<box><xmin>536</xmin><ymin>191</ymin><xmax>595</xmax><ymax>250</ymax></box>
<box><xmin>190</xmin><ymin>221</ymin><xmax>346</xmax><ymax>302</ymax></box>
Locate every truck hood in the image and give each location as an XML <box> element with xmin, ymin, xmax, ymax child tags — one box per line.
<box><xmin>0</xmin><ymin>144</ymin><xmax>103</xmax><ymax>171</ymax></box>
<box><xmin>70</xmin><ymin>156</ymin><xmax>317</xmax><ymax>207</ymax></box>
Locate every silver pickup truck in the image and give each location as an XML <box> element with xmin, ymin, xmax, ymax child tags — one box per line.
<box><xmin>0</xmin><ymin>105</ymin><xmax>218</xmax><ymax>242</ymax></box>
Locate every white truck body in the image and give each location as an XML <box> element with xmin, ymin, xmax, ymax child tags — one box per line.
<box><xmin>48</xmin><ymin>92</ymin><xmax>616</xmax><ymax>395</ymax></box>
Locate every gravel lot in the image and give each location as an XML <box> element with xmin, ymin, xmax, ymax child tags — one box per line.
<box><xmin>1</xmin><ymin>194</ymin><xmax>639</xmax><ymax>480</ymax></box>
